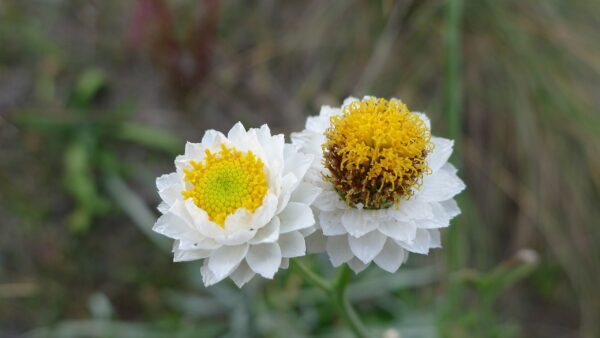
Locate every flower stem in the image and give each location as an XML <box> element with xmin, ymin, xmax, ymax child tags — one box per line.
<box><xmin>291</xmin><ymin>259</ymin><xmax>331</xmax><ymax>292</ymax></box>
<box><xmin>445</xmin><ymin>0</ymin><xmax>465</xmax><ymax>278</ymax></box>
<box><xmin>332</xmin><ymin>265</ymin><xmax>370</xmax><ymax>338</ymax></box>
<box><xmin>292</xmin><ymin>260</ymin><xmax>369</xmax><ymax>338</ymax></box>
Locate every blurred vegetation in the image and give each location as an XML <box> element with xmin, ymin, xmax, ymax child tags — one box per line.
<box><xmin>0</xmin><ymin>0</ymin><xmax>598</xmax><ymax>337</ymax></box>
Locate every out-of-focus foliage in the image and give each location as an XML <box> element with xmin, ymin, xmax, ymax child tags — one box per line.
<box><xmin>0</xmin><ymin>0</ymin><xmax>598</xmax><ymax>337</ymax></box>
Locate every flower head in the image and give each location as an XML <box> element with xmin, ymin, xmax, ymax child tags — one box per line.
<box><xmin>292</xmin><ymin>97</ymin><xmax>465</xmax><ymax>273</ymax></box>
<box><xmin>154</xmin><ymin>122</ymin><xmax>320</xmax><ymax>287</ymax></box>
<box><xmin>323</xmin><ymin>97</ymin><xmax>433</xmax><ymax>209</ymax></box>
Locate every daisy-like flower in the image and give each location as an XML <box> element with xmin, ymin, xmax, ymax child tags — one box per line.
<box><xmin>292</xmin><ymin>97</ymin><xmax>465</xmax><ymax>273</ymax></box>
<box><xmin>153</xmin><ymin>123</ymin><xmax>320</xmax><ymax>287</ymax></box>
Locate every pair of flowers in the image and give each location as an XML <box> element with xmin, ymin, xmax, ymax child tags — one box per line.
<box><xmin>154</xmin><ymin>96</ymin><xmax>465</xmax><ymax>287</ymax></box>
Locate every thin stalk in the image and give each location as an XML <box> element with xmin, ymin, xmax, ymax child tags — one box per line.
<box><xmin>292</xmin><ymin>261</ymin><xmax>369</xmax><ymax>338</ymax></box>
<box><xmin>443</xmin><ymin>0</ymin><xmax>466</xmax><ymax>335</ymax></box>
<box><xmin>445</xmin><ymin>0</ymin><xmax>464</xmax><ymax>274</ymax></box>
<box><xmin>332</xmin><ymin>265</ymin><xmax>370</xmax><ymax>338</ymax></box>
<box><xmin>446</xmin><ymin>0</ymin><xmax>463</xmax><ymax>153</ymax></box>
<box><xmin>291</xmin><ymin>259</ymin><xmax>331</xmax><ymax>292</ymax></box>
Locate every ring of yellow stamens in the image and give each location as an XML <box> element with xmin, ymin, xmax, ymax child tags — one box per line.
<box><xmin>323</xmin><ymin>97</ymin><xmax>433</xmax><ymax>209</ymax></box>
<box><xmin>182</xmin><ymin>144</ymin><xmax>268</xmax><ymax>226</ymax></box>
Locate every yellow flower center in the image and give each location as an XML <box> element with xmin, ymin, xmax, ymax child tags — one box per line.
<box><xmin>323</xmin><ymin>97</ymin><xmax>433</xmax><ymax>209</ymax></box>
<box><xmin>182</xmin><ymin>145</ymin><xmax>268</xmax><ymax>226</ymax></box>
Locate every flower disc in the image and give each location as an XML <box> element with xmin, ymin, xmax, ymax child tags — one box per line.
<box><xmin>323</xmin><ymin>97</ymin><xmax>432</xmax><ymax>209</ymax></box>
<box><xmin>182</xmin><ymin>144</ymin><xmax>268</xmax><ymax>225</ymax></box>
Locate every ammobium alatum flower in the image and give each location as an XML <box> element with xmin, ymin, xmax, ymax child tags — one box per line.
<box><xmin>292</xmin><ymin>97</ymin><xmax>465</xmax><ymax>273</ymax></box>
<box><xmin>154</xmin><ymin>122</ymin><xmax>320</xmax><ymax>286</ymax></box>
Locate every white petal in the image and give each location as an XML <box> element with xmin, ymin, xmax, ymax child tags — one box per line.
<box><xmin>246</xmin><ymin>243</ymin><xmax>282</xmax><ymax>278</ymax></box>
<box><xmin>156</xmin><ymin>172</ymin><xmax>179</xmax><ymax>191</ymax></box>
<box><xmin>153</xmin><ymin>211</ymin><xmax>200</xmax><ymax>241</ymax></box>
<box><xmin>215</xmin><ymin>208</ymin><xmax>255</xmax><ymax>245</ymax></box>
<box><xmin>428</xmin><ymin>229</ymin><xmax>442</xmax><ymax>248</ymax></box>
<box><xmin>201</xmin><ymin>129</ymin><xmax>223</xmax><ymax>146</ymax></box>
<box><xmin>378</xmin><ymin>219</ymin><xmax>417</xmax><ymax>242</ymax></box>
<box><xmin>158</xmin><ymin>185</ymin><xmax>183</xmax><ymax>207</ymax></box>
<box><xmin>250</xmin><ymin>193</ymin><xmax>279</xmax><ymax>229</ymax></box>
<box><xmin>276</xmin><ymin>173</ymin><xmax>298</xmax><ymax>213</ymax></box>
<box><xmin>227</xmin><ymin>122</ymin><xmax>247</xmax><ymax>145</ymax></box>
<box><xmin>289</xmin><ymin>182</ymin><xmax>322</xmax><ymax>205</ymax></box>
<box><xmin>442</xmin><ymin>162</ymin><xmax>458</xmax><ymax>174</ymax></box>
<box><xmin>177</xmin><ymin>238</ymin><xmax>220</xmax><ymax>250</ymax></box>
<box><xmin>186</xmin><ymin>141</ymin><xmax>206</xmax><ymax>157</ymax></box>
<box><xmin>157</xmin><ymin>202</ymin><xmax>170</xmax><ymax>214</ymax></box>
<box><xmin>394</xmin><ymin>198</ymin><xmax>433</xmax><ymax>221</ymax></box>
<box><xmin>313</xmin><ymin>190</ymin><xmax>345</xmax><ymax>211</ymax></box>
<box><xmin>341</xmin><ymin>209</ymin><xmax>379</xmax><ymax>238</ymax></box>
<box><xmin>156</xmin><ymin>173</ymin><xmax>182</xmax><ymax>206</ymax></box>
<box><xmin>283</xmin><ymin>144</ymin><xmax>313</xmax><ymax>187</ymax></box>
<box><xmin>419</xmin><ymin>170</ymin><xmax>465</xmax><ymax>202</ymax></box>
<box><xmin>229</xmin><ymin>261</ymin><xmax>255</xmax><ymax>288</ymax></box>
<box><xmin>319</xmin><ymin>210</ymin><xmax>347</xmax><ymax>236</ymax></box>
<box><xmin>234</xmin><ymin>127</ymin><xmax>267</xmax><ymax>162</ymax></box>
<box><xmin>307</xmin><ymin>105</ymin><xmax>341</xmax><ymax>132</ymax></box>
<box><xmin>174</xmin><ymin>142</ymin><xmax>208</xmax><ymax>174</ymax></box>
<box><xmin>305</xmin><ymin>230</ymin><xmax>327</xmax><ymax>253</ymax></box>
<box><xmin>200</xmin><ymin>260</ymin><xmax>220</xmax><ymax>286</ymax></box>
<box><xmin>256</xmin><ymin>124</ymin><xmax>284</xmax><ymax>170</ymax></box>
<box><xmin>428</xmin><ymin>137</ymin><xmax>454</xmax><ymax>172</ymax></box>
<box><xmin>249</xmin><ymin>216</ymin><xmax>280</xmax><ymax>244</ymax></box>
<box><xmin>348</xmin><ymin>231</ymin><xmax>387</xmax><ymax>263</ymax></box>
<box><xmin>397</xmin><ymin>229</ymin><xmax>432</xmax><ymax>254</ymax></box>
<box><xmin>207</xmin><ymin>244</ymin><xmax>249</xmax><ymax>280</ymax></box>
<box><xmin>347</xmin><ymin>258</ymin><xmax>369</xmax><ymax>274</ymax></box>
<box><xmin>223</xmin><ymin>207</ymin><xmax>253</xmax><ymax>232</ymax></box>
<box><xmin>278</xmin><ymin>202</ymin><xmax>315</xmax><ymax>233</ymax></box>
<box><xmin>373</xmin><ymin>239</ymin><xmax>406</xmax><ymax>273</ymax></box>
<box><xmin>291</xmin><ymin>129</ymin><xmax>325</xmax><ymax>157</ymax></box>
<box><xmin>326</xmin><ymin>235</ymin><xmax>353</xmax><ymax>266</ymax></box>
<box><xmin>183</xmin><ymin>199</ymin><xmax>223</xmax><ymax>239</ymax></box>
<box><xmin>279</xmin><ymin>231</ymin><xmax>306</xmax><ymax>258</ymax></box>
<box><xmin>440</xmin><ymin>199</ymin><xmax>461</xmax><ymax>218</ymax></box>
<box><xmin>280</xmin><ymin>258</ymin><xmax>290</xmax><ymax>269</ymax></box>
<box><xmin>342</xmin><ymin>96</ymin><xmax>359</xmax><ymax>107</ymax></box>
<box><xmin>415</xmin><ymin>202</ymin><xmax>451</xmax><ymax>229</ymax></box>
<box><xmin>173</xmin><ymin>248</ymin><xmax>210</xmax><ymax>262</ymax></box>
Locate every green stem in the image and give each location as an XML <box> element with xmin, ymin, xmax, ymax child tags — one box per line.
<box><xmin>291</xmin><ymin>259</ymin><xmax>331</xmax><ymax>292</ymax></box>
<box><xmin>445</xmin><ymin>0</ymin><xmax>464</xmax><ymax>275</ymax></box>
<box><xmin>292</xmin><ymin>261</ymin><xmax>369</xmax><ymax>338</ymax></box>
<box><xmin>443</xmin><ymin>0</ymin><xmax>466</xmax><ymax>329</ymax></box>
<box><xmin>446</xmin><ymin>0</ymin><xmax>463</xmax><ymax>152</ymax></box>
<box><xmin>332</xmin><ymin>265</ymin><xmax>370</xmax><ymax>338</ymax></box>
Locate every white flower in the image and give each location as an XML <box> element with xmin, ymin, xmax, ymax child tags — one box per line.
<box><xmin>154</xmin><ymin>122</ymin><xmax>320</xmax><ymax>287</ymax></box>
<box><xmin>292</xmin><ymin>97</ymin><xmax>465</xmax><ymax>273</ymax></box>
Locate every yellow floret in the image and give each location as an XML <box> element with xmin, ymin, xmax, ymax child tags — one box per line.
<box><xmin>323</xmin><ymin>97</ymin><xmax>433</xmax><ymax>209</ymax></box>
<box><xmin>182</xmin><ymin>144</ymin><xmax>268</xmax><ymax>226</ymax></box>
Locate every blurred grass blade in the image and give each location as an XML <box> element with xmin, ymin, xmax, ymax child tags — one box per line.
<box><xmin>444</xmin><ymin>0</ymin><xmax>464</xmax><ymax>275</ymax></box>
<box><xmin>117</xmin><ymin>122</ymin><xmax>183</xmax><ymax>155</ymax></box>
<box><xmin>68</xmin><ymin>68</ymin><xmax>107</xmax><ymax>111</ymax></box>
<box><xmin>103</xmin><ymin>173</ymin><xmax>170</xmax><ymax>252</ymax></box>
<box><xmin>15</xmin><ymin>114</ymin><xmax>75</xmax><ymax>133</ymax></box>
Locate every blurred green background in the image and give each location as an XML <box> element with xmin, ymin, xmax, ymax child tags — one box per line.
<box><xmin>1</xmin><ymin>0</ymin><xmax>599</xmax><ymax>337</ymax></box>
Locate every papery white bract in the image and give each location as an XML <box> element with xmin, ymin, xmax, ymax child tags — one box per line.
<box><xmin>292</xmin><ymin>97</ymin><xmax>465</xmax><ymax>273</ymax></box>
<box><xmin>154</xmin><ymin>122</ymin><xmax>320</xmax><ymax>287</ymax></box>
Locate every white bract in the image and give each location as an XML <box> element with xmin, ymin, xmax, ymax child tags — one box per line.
<box><xmin>292</xmin><ymin>97</ymin><xmax>465</xmax><ymax>273</ymax></box>
<box><xmin>154</xmin><ymin>122</ymin><xmax>320</xmax><ymax>287</ymax></box>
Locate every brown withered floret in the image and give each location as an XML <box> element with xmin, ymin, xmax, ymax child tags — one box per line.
<box><xmin>323</xmin><ymin>144</ymin><xmax>428</xmax><ymax>209</ymax></box>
